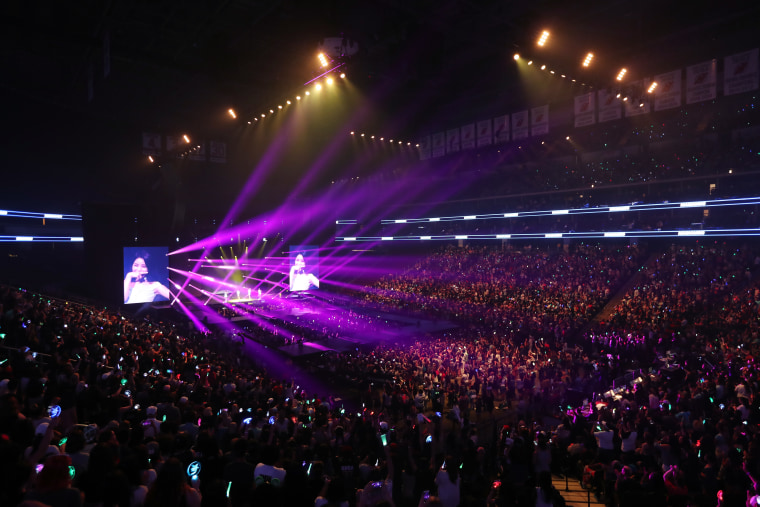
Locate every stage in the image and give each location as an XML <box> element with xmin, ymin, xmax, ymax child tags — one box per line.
<box><xmin>195</xmin><ymin>292</ymin><xmax>458</xmax><ymax>358</ymax></box>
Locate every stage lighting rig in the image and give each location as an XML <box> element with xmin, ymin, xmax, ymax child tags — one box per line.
<box><xmin>537</xmin><ymin>30</ymin><xmax>550</xmax><ymax>47</ymax></box>
<box><xmin>308</xmin><ymin>35</ymin><xmax>358</xmax><ymax>84</ymax></box>
<box><xmin>318</xmin><ymin>36</ymin><xmax>359</xmax><ymax>60</ymax></box>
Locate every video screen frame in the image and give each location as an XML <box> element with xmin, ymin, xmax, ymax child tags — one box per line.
<box><xmin>123</xmin><ymin>246</ymin><xmax>171</xmax><ymax>304</ymax></box>
<box><xmin>288</xmin><ymin>245</ymin><xmax>320</xmax><ymax>292</ymax></box>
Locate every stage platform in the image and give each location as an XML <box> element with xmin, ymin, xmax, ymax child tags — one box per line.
<box><xmin>278</xmin><ymin>336</ymin><xmax>364</xmax><ymax>358</ymax></box>
<box><xmin>193</xmin><ymin>294</ymin><xmax>459</xmax><ymax>359</ymax></box>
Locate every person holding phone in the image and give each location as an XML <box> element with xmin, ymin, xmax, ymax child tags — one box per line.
<box><xmin>25</xmin><ymin>421</ymin><xmax>60</xmax><ymax>464</ymax></box>
<box><xmin>434</xmin><ymin>455</ymin><xmax>460</xmax><ymax>507</ymax></box>
<box><xmin>417</xmin><ymin>492</ymin><xmax>444</xmax><ymax>506</ymax></box>
<box><xmin>315</xmin><ymin>476</ymin><xmax>351</xmax><ymax>507</ymax></box>
<box><xmin>594</xmin><ymin>421</ymin><xmax>616</xmax><ymax>463</ymax></box>
<box><xmin>357</xmin><ymin>436</ymin><xmax>394</xmax><ymax>507</ymax></box>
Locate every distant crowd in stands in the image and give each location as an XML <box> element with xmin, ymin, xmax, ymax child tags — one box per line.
<box><xmin>365</xmin><ymin>244</ymin><xmax>642</xmax><ymax>337</ymax></box>
<box><xmin>331</xmin><ymin>95</ymin><xmax>760</xmax><ymax>201</ymax></box>
<box><xmin>2</xmin><ymin>240</ymin><xmax>760</xmax><ymax>506</ymax></box>
<box><xmin>336</xmin><ymin>116</ymin><xmax>760</xmax><ymax>241</ymax></box>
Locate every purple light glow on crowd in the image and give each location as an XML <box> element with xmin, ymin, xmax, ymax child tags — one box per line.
<box><xmin>171</xmin><ymin>296</ymin><xmax>210</xmax><ymax>334</ymax></box>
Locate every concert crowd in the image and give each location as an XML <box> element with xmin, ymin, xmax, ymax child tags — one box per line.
<box><xmin>2</xmin><ymin>238</ymin><xmax>760</xmax><ymax>507</ymax></box>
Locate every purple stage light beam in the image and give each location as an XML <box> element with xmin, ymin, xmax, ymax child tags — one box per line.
<box><xmin>172</xmin><ymin>297</ymin><xmax>209</xmax><ymax>333</ymax></box>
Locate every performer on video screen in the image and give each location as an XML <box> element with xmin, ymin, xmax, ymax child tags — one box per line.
<box><xmin>124</xmin><ymin>251</ymin><xmax>171</xmax><ymax>304</ymax></box>
<box><xmin>289</xmin><ymin>253</ymin><xmax>319</xmax><ymax>291</ymax></box>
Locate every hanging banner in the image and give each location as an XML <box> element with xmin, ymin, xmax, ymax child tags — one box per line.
<box><xmin>166</xmin><ymin>135</ymin><xmax>180</xmax><ymax>155</ymax></box>
<box><xmin>189</xmin><ymin>142</ymin><xmax>206</xmax><ymax>161</ymax></box>
<box><xmin>461</xmin><ymin>123</ymin><xmax>475</xmax><ymax>150</ymax></box>
<box><xmin>476</xmin><ymin>119</ymin><xmax>492</xmax><ymax>147</ymax></box>
<box><xmin>493</xmin><ymin>115</ymin><xmax>510</xmax><ymax>144</ymax></box>
<box><xmin>446</xmin><ymin>128</ymin><xmax>460</xmax><ymax>153</ymax></box>
<box><xmin>654</xmin><ymin>69</ymin><xmax>682</xmax><ymax>111</ymax></box>
<box><xmin>209</xmin><ymin>140</ymin><xmax>227</xmax><ymax>163</ymax></box>
<box><xmin>512</xmin><ymin>110</ymin><xmax>529</xmax><ymax>140</ymax></box>
<box><xmin>418</xmin><ymin>135</ymin><xmax>431</xmax><ymax>160</ymax></box>
<box><xmin>724</xmin><ymin>48</ymin><xmax>759</xmax><ymax>96</ymax></box>
<box><xmin>574</xmin><ymin>92</ymin><xmax>595</xmax><ymax>127</ymax></box>
<box><xmin>686</xmin><ymin>59</ymin><xmax>717</xmax><ymax>104</ymax></box>
<box><xmin>624</xmin><ymin>79</ymin><xmax>651</xmax><ymax>117</ymax></box>
<box><xmin>598</xmin><ymin>89</ymin><xmax>622</xmax><ymax>123</ymax></box>
<box><xmin>432</xmin><ymin>132</ymin><xmax>445</xmax><ymax>158</ymax></box>
<box><xmin>142</xmin><ymin>133</ymin><xmax>161</xmax><ymax>156</ymax></box>
<box><xmin>531</xmin><ymin>105</ymin><xmax>549</xmax><ymax>137</ymax></box>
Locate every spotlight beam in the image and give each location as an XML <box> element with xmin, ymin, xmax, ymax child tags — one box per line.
<box><xmin>303</xmin><ymin>62</ymin><xmax>345</xmax><ymax>86</ymax></box>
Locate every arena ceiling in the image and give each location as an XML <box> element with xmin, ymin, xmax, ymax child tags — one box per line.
<box><xmin>1</xmin><ymin>1</ymin><xmax>758</xmax><ymax>215</ymax></box>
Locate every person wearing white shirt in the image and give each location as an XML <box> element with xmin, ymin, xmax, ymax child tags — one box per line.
<box><xmin>289</xmin><ymin>254</ymin><xmax>320</xmax><ymax>292</ymax></box>
<box><xmin>434</xmin><ymin>457</ymin><xmax>460</xmax><ymax>507</ymax></box>
<box><xmin>124</xmin><ymin>253</ymin><xmax>171</xmax><ymax>304</ymax></box>
<box><xmin>594</xmin><ymin>422</ymin><xmax>615</xmax><ymax>463</ymax></box>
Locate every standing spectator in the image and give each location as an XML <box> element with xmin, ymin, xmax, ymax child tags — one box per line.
<box><xmin>434</xmin><ymin>455</ymin><xmax>460</xmax><ymax>507</ymax></box>
<box><xmin>24</xmin><ymin>454</ymin><xmax>83</xmax><ymax>507</ymax></box>
<box><xmin>143</xmin><ymin>458</ymin><xmax>201</xmax><ymax>507</ymax></box>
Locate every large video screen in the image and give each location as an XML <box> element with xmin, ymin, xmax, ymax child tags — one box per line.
<box><xmin>288</xmin><ymin>246</ymin><xmax>320</xmax><ymax>292</ymax></box>
<box><xmin>123</xmin><ymin>246</ymin><xmax>171</xmax><ymax>304</ymax></box>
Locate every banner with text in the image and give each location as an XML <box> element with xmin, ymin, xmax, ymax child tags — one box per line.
<box><xmin>418</xmin><ymin>135</ymin><xmax>431</xmax><ymax>160</ymax></box>
<box><xmin>624</xmin><ymin>79</ymin><xmax>651</xmax><ymax>117</ymax></box>
<box><xmin>189</xmin><ymin>142</ymin><xmax>206</xmax><ymax>161</ymax></box>
<box><xmin>142</xmin><ymin>133</ymin><xmax>161</xmax><ymax>156</ymax></box>
<box><xmin>209</xmin><ymin>140</ymin><xmax>227</xmax><ymax>164</ymax></box>
<box><xmin>461</xmin><ymin>123</ymin><xmax>476</xmax><ymax>150</ymax></box>
<box><xmin>512</xmin><ymin>110</ymin><xmax>529</xmax><ymax>140</ymax></box>
<box><xmin>493</xmin><ymin>115</ymin><xmax>510</xmax><ymax>144</ymax></box>
<box><xmin>531</xmin><ymin>105</ymin><xmax>549</xmax><ymax>137</ymax></box>
<box><xmin>476</xmin><ymin>119</ymin><xmax>492</xmax><ymax>147</ymax></box>
<box><xmin>724</xmin><ymin>48</ymin><xmax>759</xmax><ymax>96</ymax></box>
<box><xmin>654</xmin><ymin>69</ymin><xmax>682</xmax><ymax>111</ymax></box>
<box><xmin>432</xmin><ymin>132</ymin><xmax>445</xmax><ymax>158</ymax></box>
<box><xmin>686</xmin><ymin>59</ymin><xmax>717</xmax><ymax>104</ymax></box>
<box><xmin>446</xmin><ymin>128</ymin><xmax>460</xmax><ymax>153</ymax></box>
<box><xmin>574</xmin><ymin>92</ymin><xmax>596</xmax><ymax>127</ymax></box>
<box><xmin>166</xmin><ymin>135</ymin><xmax>181</xmax><ymax>156</ymax></box>
<box><xmin>598</xmin><ymin>89</ymin><xmax>622</xmax><ymax>123</ymax></box>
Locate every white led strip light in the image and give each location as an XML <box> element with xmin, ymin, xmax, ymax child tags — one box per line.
<box><xmin>0</xmin><ymin>209</ymin><xmax>81</xmax><ymax>220</ymax></box>
<box><xmin>376</xmin><ymin>196</ymin><xmax>760</xmax><ymax>225</ymax></box>
<box><xmin>336</xmin><ymin>228</ymin><xmax>758</xmax><ymax>242</ymax></box>
<box><xmin>0</xmin><ymin>236</ymin><xmax>84</xmax><ymax>242</ymax></box>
